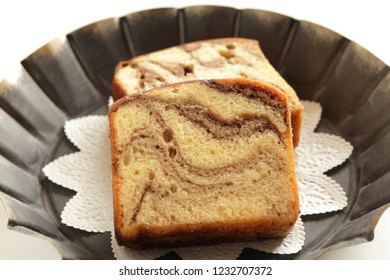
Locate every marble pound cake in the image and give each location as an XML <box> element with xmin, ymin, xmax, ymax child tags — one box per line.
<box><xmin>112</xmin><ymin>38</ymin><xmax>303</xmax><ymax>146</ymax></box>
<box><xmin>108</xmin><ymin>78</ymin><xmax>299</xmax><ymax>249</ymax></box>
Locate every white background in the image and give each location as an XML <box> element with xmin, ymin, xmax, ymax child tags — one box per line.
<box><xmin>0</xmin><ymin>0</ymin><xmax>389</xmax><ymax>259</ymax></box>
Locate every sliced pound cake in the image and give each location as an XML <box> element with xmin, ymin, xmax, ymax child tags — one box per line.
<box><xmin>108</xmin><ymin>78</ymin><xmax>299</xmax><ymax>249</ymax></box>
<box><xmin>112</xmin><ymin>38</ymin><xmax>303</xmax><ymax>146</ymax></box>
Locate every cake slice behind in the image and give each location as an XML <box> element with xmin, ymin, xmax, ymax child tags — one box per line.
<box><xmin>109</xmin><ymin>78</ymin><xmax>299</xmax><ymax>249</ymax></box>
<box><xmin>112</xmin><ymin>38</ymin><xmax>303</xmax><ymax>146</ymax></box>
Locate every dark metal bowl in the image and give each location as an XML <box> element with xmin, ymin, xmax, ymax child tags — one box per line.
<box><xmin>0</xmin><ymin>5</ymin><xmax>389</xmax><ymax>259</ymax></box>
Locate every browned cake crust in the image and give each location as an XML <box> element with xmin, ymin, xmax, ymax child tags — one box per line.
<box><xmin>109</xmin><ymin>78</ymin><xmax>299</xmax><ymax>249</ymax></box>
<box><xmin>112</xmin><ymin>38</ymin><xmax>303</xmax><ymax>146</ymax></box>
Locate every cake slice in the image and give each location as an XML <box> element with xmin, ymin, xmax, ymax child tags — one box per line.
<box><xmin>109</xmin><ymin>78</ymin><xmax>299</xmax><ymax>249</ymax></box>
<box><xmin>112</xmin><ymin>38</ymin><xmax>303</xmax><ymax>146</ymax></box>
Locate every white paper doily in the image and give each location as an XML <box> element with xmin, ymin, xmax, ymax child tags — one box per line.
<box><xmin>43</xmin><ymin>100</ymin><xmax>353</xmax><ymax>259</ymax></box>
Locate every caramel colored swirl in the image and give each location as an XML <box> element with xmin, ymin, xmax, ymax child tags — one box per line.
<box><xmin>110</xmin><ymin>80</ymin><xmax>296</xmax><ymax>230</ymax></box>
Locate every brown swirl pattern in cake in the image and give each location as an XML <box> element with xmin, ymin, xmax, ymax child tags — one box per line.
<box><xmin>109</xmin><ymin>78</ymin><xmax>299</xmax><ymax>248</ymax></box>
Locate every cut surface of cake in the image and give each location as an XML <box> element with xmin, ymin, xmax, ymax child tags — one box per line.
<box><xmin>112</xmin><ymin>38</ymin><xmax>303</xmax><ymax>146</ymax></box>
<box><xmin>109</xmin><ymin>78</ymin><xmax>299</xmax><ymax>249</ymax></box>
